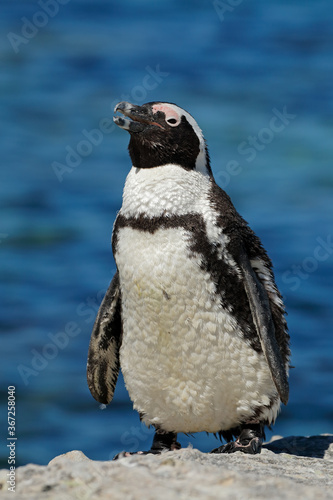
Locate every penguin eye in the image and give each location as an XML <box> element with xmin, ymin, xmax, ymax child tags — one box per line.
<box><xmin>166</xmin><ymin>117</ymin><xmax>180</xmax><ymax>127</ymax></box>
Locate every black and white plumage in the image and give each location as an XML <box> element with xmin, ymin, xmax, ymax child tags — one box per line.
<box><xmin>87</xmin><ymin>101</ymin><xmax>290</xmax><ymax>456</ymax></box>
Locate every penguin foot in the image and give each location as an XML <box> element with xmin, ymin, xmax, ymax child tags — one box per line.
<box><xmin>113</xmin><ymin>431</ymin><xmax>180</xmax><ymax>460</ymax></box>
<box><xmin>113</xmin><ymin>449</ymin><xmax>166</xmax><ymax>460</ymax></box>
<box><xmin>211</xmin><ymin>424</ymin><xmax>264</xmax><ymax>455</ymax></box>
<box><xmin>211</xmin><ymin>436</ymin><xmax>262</xmax><ymax>454</ymax></box>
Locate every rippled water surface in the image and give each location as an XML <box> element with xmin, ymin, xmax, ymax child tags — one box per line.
<box><xmin>1</xmin><ymin>0</ymin><xmax>332</xmax><ymax>466</ymax></box>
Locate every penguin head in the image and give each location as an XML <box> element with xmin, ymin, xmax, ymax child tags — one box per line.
<box><xmin>113</xmin><ymin>101</ymin><xmax>212</xmax><ymax>176</ymax></box>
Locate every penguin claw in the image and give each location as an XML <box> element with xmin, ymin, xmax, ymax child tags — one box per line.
<box><xmin>211</xmin><ymin>436</ymin><xmax>262</xmax><ymax>455</ymax></box>
<box><xmin>113</xmin><ymin>431</ymin><xmax>181</xmax><ymax>460</ymax></box>
<box><xmin>113</xmin><ymin>446</ymin><xmax>180</xmax><ymax>461</ymax></box>
<box><xmin>113</xmin><ymin>450</ymin><xmax>151</xmax><ymax>460</ymax></box>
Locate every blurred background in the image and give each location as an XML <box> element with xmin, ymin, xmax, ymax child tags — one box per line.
<box><xmin>1</xmin><ymin>0</ymin><xmax>332</xmax><ymax>467</ymax></box>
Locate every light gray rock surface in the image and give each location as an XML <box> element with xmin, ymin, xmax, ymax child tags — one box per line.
<box><xmin>0</xmin><ymin>435</ymin><xmax>332</xmax><ymax>500</ymax></box>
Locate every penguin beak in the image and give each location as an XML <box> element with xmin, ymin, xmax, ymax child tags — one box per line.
<box><xmin>113</xmin><ymin>102</ymin><xmax>164</xmax><ymax>133</ymax></box>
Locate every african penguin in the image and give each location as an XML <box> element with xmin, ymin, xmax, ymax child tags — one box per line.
<box><xmin>87</xmin><ymin>101</ymin><xmax>290</xmax><ymax>456</ymax></box>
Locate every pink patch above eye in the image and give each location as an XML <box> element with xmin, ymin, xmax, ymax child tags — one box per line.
<box><xmin>152</xmin><ymin>104</ymin><xmax>180</xmax><ymax>121</ymax></box>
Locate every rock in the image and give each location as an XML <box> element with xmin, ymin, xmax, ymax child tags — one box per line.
<box><xmin>0</xmin><ymin>435</ymin><xmax>332</xmax><ymax>500</ymax></box>
<box><xmin>48</xmin><ymin>450</ymin><xmax>90</xmax><ymax>466</ymax></box>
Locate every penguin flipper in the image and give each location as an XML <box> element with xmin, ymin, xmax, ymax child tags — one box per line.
<box><xmin>238</xmin><ymin>248</ymin><xmax>289</xmax><ymax>405</ymax></box>
<box><xmin>87</xmin><ymin>272</ymin><xmax>122</xmax><ymax>404</ymax></box>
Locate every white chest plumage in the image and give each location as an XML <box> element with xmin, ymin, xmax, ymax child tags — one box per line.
<box><xmin>114</xmin><ymin>165</ymin><xmax>279</xmax><ymax>433</ymax></box>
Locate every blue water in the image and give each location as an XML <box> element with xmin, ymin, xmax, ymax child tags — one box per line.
<box><xmin>1</xmin><ymin>0</ymin><xmax>332</xmax><ymax>467</ymax></box>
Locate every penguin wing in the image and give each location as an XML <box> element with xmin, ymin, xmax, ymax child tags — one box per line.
<box><xmin>87</xmin><ymin>272</ymin><xmax>122</xmax><ymax>404</ymax></box>
<box><xmin>238</xmin><ymin>247</ymin><xmax>289</xmax><ymax>405</ymax></box>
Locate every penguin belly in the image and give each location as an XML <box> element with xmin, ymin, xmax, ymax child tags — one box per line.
<box><xmin>116</xmin><ymin>225</ymin><xmax>279</xmax><ymax>433</ymax></box>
